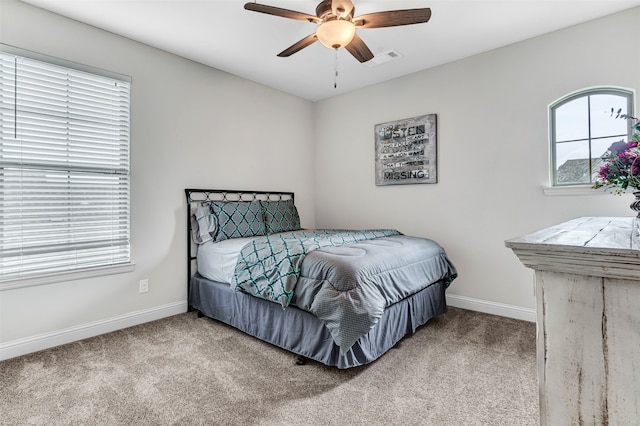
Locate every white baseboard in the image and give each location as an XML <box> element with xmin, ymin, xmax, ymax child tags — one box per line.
<box><xmin>446</xmin><ymin>294</ymin><xmax>536</xmax><ymax>323</ymax></box>
<box><xmin>0</xmin><ymin>301</ymin><xmax>188</xmax><ymax>361</ymax></box>
<box><xmin>1</xmin><ymin>296</ymin><xmax>534</xmax><ymax>361</ymax></box>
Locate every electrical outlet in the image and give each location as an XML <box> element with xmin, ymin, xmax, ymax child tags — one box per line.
<box><xmin>139</xmin><ymin>279</ymin><xmax>149</xmax><ymax>293</ymax></box>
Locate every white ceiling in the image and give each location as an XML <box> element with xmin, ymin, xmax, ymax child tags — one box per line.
<box><xmin>19</xmin><ymin>0</ymin><xmax>640</xmax><ymax>101</ymax></box>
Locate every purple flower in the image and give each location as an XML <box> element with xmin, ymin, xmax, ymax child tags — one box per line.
<box><xmin>592</xmin><ymin>115</ymin><xmax>640</xmax><ymax>190</ymax></box>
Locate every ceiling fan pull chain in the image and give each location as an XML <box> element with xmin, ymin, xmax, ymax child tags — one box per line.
<box><xmin>334</xmin><ymin>48</ymin><xmax>338</xmax><ymax>88</ymax></box>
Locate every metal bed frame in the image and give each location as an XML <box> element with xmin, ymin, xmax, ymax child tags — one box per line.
<box><xmin>184</xmin><ymin>188</ymin><xmax>294</xmax><ymax>308</ymax></box>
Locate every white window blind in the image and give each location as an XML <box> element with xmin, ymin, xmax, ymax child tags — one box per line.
<box><xmin>0</xmin><ymin>46</ymin><xmax>131</xmax><ymax>284</ymax></box>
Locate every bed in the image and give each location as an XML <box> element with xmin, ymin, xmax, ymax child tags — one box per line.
<box><xmin>186</xmin><ymin>188</ymin><xmax>457</xmax><ymax>368</ymax></box>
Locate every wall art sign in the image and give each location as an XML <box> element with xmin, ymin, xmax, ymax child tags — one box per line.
<box><xmin>374</xmin><ymin>114</ymin><xmax>437</xmax><ymax>186</ymax></box>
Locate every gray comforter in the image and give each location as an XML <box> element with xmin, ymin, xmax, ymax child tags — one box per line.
<box><xmin>293</xmin><ymin>234</ymin><xmax>457</xmax><ymax>352</ymax></box>
<box><xmin>234</xmin><ymin>230</ymin><xmax>457</xmax><ymax>353</ymax></box>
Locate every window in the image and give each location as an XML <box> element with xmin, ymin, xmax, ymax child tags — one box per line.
<box><xmin>0</xmin><ymin>45</ymin><xmax>132</xmax><ymax>287</ymax></box>
<box><xmin>550</xmin><ymin>88</ymin><xmax>634</xmax><ymax>187</ymax></box>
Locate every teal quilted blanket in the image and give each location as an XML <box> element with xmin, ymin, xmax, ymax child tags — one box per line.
<box><xmin>232</xmin><ymin>229</ymin><xmax>400</xmax><ymax>307</ymax></box>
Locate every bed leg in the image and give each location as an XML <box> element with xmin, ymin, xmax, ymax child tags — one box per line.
<box><xmin>295</xmin><ymin>356</ymin><xmax>307</xmax><ymax>366</ymax></box>
<box><xmin>197</xmin><ymin>311</ymin><xmax>204</xmax><ymax>318</ymax></box>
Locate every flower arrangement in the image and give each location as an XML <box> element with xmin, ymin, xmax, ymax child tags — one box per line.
<box><xmin>593</xmin><ymin>109</ymin><xmax>640</xmax><ymax>194</ymax></box>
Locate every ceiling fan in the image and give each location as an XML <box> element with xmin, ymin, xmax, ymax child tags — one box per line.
<box><xmin>244</xmin><ymin>0</ymin><xmax>432</xmax><ymax>63</ymax></box>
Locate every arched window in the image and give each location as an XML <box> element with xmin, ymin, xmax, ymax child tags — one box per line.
<box><xmin>550</xmin><ymin>88</ymin><xmax>634</xmax><ymax>187</ymax></box>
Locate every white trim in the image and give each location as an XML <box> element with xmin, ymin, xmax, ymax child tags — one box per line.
<box><xmin>543</xmin><ymin>185</ymin><xmax>613</xmax><ymax>196</ymax></box>
<box><xmin>0</xmin><ymin>296</ymin><xmax>534</xmax><ymax>361</ymax></box>
<box><xmin>547</xmin><ymin>85</ymin><xmax>636</xmax><ymax>111</ymax></box>
<box><xmin>0</xmin><ymin>263</ymin><xmax>136</xmax><ymax>291</ymax></box>
<box><xmin>0</xmin><ymin>301</ymin><xmax>187</xmax><ymax>361</ymax></box>
<box><xmin>446</xmin><ymin>294</ymin><xmax>536</xmax><ymax>323</ymax></box>
<box><xmin>0</xmin><ymin>43</ymin><xmax>131</xmax><ymax>82</ymax></box>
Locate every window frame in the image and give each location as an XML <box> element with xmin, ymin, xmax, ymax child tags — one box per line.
<box><xmin>548</xmin><ymin>87</ymin><xmax>635</xmax><ymax>190</ymax></box>
<box><xmin>0</xmin><ymin>44</ymin><xmax>134</xmax><ymax>290</ymax></box>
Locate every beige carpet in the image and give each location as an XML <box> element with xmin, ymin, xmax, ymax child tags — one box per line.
<box><xmin>0</xmin><ymin>307</ymin><xmax>538</xmax><ymax>425</ymax></box>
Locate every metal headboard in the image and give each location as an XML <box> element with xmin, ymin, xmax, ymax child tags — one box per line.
<box><xmin>184</xmin><ymin>188</ymin><xmax>295</xmax><ymax>308</ymax></box>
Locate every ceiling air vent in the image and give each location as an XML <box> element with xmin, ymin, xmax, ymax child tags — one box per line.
<box><xmin>366</xmin><ymin>50</ymin><xmax>403</xmax><ymax>67</ymax></box>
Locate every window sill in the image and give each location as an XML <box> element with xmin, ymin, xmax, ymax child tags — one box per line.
<box><xmin>0</xmin><ymin>263</ymin><xmax>136</xmax><ymax>291</ymax></box>
<box><xmin>543</xmin><ymin>185</ymin><xmax>613</xmax><ymax>196</ymax></box>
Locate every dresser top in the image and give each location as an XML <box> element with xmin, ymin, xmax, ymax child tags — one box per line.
<box><xmin>506</xmin><ymin>217</ymin><xmax>640</xmax><ymax>279</ymax></box>
<box><xmin>507</xmin><ymin>217</ymin><xmax>640</xmax><ymax>251</ymax></box>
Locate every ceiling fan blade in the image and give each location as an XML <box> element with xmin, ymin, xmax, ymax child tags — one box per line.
<box><xmin>354</xmin><ymin>8</ymin><xmax>432</xmax><ymax>28</ymax></box>
<box><xmin>345</xmin><ymin>34</ymin><xmax>374</xmax><ymax>63</ymax></box>
<box><xmin>277</xmin><ymin>34</ymin><xmax>319</xmax><ymax>57</ymax></box>
<box><xmin>244</xmin><ymin>3</ymin><xmax>320</xmax><ymax>23</ymax></box>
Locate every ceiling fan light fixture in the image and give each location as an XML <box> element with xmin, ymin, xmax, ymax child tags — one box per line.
<box><xmin>245</xmin><ymin>1</ymin><xmax>431</xmax><ymax>63</ymax></box>
<box><xmin>316</xmin><ymin>19</ymin><xmax>356</xmax><ymax>49</ymax></box>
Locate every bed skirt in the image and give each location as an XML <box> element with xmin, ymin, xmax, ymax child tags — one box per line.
<box><xmin>189</xmin><ymin>273</ymin><xmax>448</xmax><ymax>369</ymax></box>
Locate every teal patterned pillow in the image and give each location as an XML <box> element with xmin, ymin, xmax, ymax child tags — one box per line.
<box><xmin>262</xmin><ymin>199</ymin><xmax>301</xmax><ymax>234</ymax></box>
<box><xmin>210</xmin><ymin>201</ymin><xmax>266</xmax><ymax>242</ymax></box>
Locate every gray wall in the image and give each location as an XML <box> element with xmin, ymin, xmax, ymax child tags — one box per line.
<box><xmin>1</xmin><ymin>0</ymin><xmax>638</xmax><ymax>353</ymax></box>
<box><xmin>0</xmin><ymin>0</ymin><xmax>316</xmax><ymax>345</ymax></box>
<box><xmin>313</xmin><ymin>7</ymin><xmax>639</xmax><ymax>311</ymax></box>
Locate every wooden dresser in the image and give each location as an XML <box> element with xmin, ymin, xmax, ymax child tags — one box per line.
<box><xmin>506</xmin><ymin>217</ymin><xmax>640</xmax><ymax>425</ymax></box>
